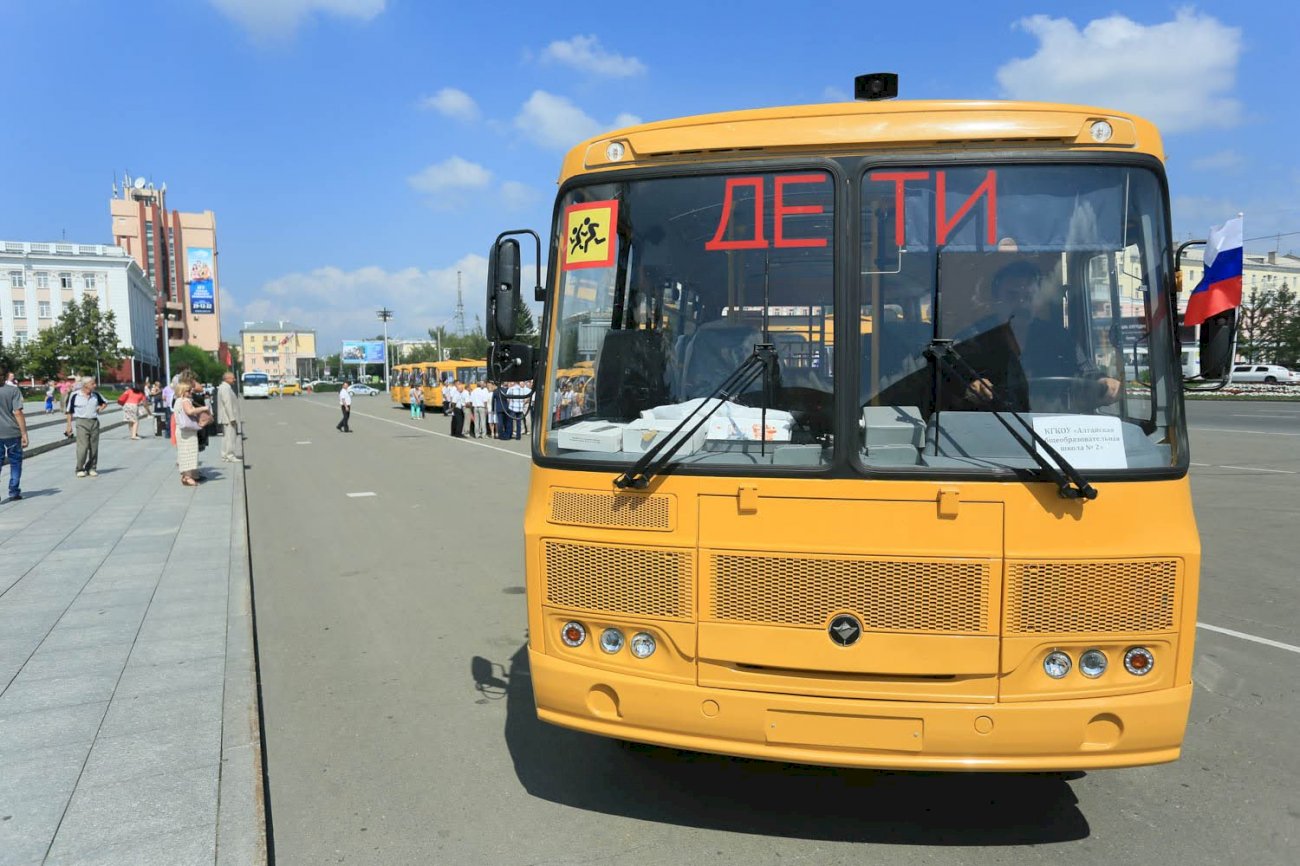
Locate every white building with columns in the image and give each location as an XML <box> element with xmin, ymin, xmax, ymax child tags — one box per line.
<box><xmin>1</xmin><ymin>240</ymin><xmax>161</xmax><ymax>381</ymax></box>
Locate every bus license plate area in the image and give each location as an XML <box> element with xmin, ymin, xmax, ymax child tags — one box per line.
<box><xmin>764</xmin><ymin>710</ymin><xmax>924</xmax><ymax>752</ymax></box>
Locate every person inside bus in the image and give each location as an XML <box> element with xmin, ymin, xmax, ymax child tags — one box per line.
<box><xmin>957</xmin><ymin>260</ymin><xmax>1121</xmax><ymax>412</ymax></box>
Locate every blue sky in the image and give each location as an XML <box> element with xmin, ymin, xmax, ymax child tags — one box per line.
<box><xmin>2</xmin><ymin>0</ymin><xmax>1295</xmax><ymax>351</ymax></box>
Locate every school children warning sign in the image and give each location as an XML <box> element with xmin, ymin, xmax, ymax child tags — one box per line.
<box><xmin>562</xmin><ymin>200</ymin><xmax>618</xmax><ymax>270</ymax></box>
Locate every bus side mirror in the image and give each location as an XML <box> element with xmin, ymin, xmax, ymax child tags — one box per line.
<box><xmin>488</xmin><ymin>341</ymin><xmax>534</xmax><ymax>383</ymax></box>
<box><xmin>1198</xmin><ymin>309</ymin><xmax>1236</xmax><ymax>380</ymax></box>
<box><xmin>487</xmin><ymin>238</ymin><xmax>521</xmax><ymax>341</ymax></box>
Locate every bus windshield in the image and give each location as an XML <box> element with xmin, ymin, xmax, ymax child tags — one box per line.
<box><xmin>543</xmin><ymin>169</ymin><xmax>835</xmax><ymax>467</ymax></box>
<box><xmin>541</xmin><ymin>161</ymin><xmax>1184</xmax><ymax>477</ymax></box>
<box><xmin>859</xmin><ymin>163</ymin><xmax>1183</xmax><ymax>475</ymax></box>
<box><xmin>242</xmin><ymin>373</ymin><xmax>269</xmax><ymax>386</ymax></box>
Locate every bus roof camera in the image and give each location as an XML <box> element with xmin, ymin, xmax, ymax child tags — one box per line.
<box><xmin>854</xmin><ymin>73</ymin><xmax>899</xmax><ymax>101</ymax></box>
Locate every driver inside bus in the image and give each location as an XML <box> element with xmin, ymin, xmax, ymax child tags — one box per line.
<box><xmin>960</xmin><ymin>260</ymin><xmax>1121</xmax><ymax>411</ymax></box>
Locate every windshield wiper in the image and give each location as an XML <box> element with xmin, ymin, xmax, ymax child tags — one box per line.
<box><xmin>614</xmin><ymin>344</ymin><xmax>778</xmax><ymax>490</ymax></box>
<box><xmin>924</xmin><ymin>339</ymin><xmax>1098</xmax><ymax>501</ymax></box>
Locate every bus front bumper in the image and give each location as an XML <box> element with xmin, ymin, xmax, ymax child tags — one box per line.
<box><xmin>530</xmin><ymin>649</ymin><xmax>1192</xmax><ymax>771</ymax></box>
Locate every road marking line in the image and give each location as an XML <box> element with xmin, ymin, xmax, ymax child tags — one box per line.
<box><xmin>1189</xmin><ymin>462</ymin><xmax>1212</xmax><ymax>467</ymax></box>
<box><xmin>1218</xmin><ymin>465</ymin><xmax>1295</xmax><ymax>474</ymax></box>
<box><xmin>295</xmin><ymin>441</ymin><xmax>312</xmax><ymax>445</ymax></box>
<box><xmin>1231</xmin><ymin>413</ymin><xmax>1300</xmax><ymax>418</ymax></box>
<box><xmin>301</xmin><ymin>399</ymin><xmax>531</xmax><ymax>459</ymax></box>
<box><xmin>1198</xmin><ymin>622</ymin><xmax>1300</xmax><ymax>655</ymax></box>
<box><xmin>346</xmin><ymin>491</ymin><xmax>377</xmax><ymax>498</ymax></box>
<box><xmin>1194</xmin><ymin>427</ymin><xmax>1300</xmax><ymax>437</ymax></box>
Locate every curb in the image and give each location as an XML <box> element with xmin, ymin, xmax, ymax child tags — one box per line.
<box><xmin>216</xmin><ymin>457</ymin><xmax>269</xmax><ymax>865</ymax></box>
<box><xmin>25</xmin><ymin>420</ymin><xmax>129</xmax><ymax>458</ymax></box>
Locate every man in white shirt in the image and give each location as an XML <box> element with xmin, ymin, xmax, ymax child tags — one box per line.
<box><xmin>64</xmin><ymin>377</ymin><xmax>108</xmax><ymax>477</ymax></box>
<box><xmin>450</xmin><ymin>381</ymin><xmax>469</xmax><ymax>437</ymax></box>
<box><xmin>336</xmin><ymin>382</ymin><xmax>352</xmax><ymax>432</ymax></box>
<box><xmin>441</xmin><ymin>379</ymin><xmax>455</xmax><ymax>431</ymax></box>
<box><xmin>217</xmin><ymin>372</ymin><xmax>243</xmax><ymax>462</ymax></box>
<box><xmin>508</xmin><ymin>382</ymin><xmax>528</xmax><ymax>439</ymax></box>
<box><xmin>469</xmin><ymin>384</ymin><xmax>490</xmax><ymax>438</ymax></box>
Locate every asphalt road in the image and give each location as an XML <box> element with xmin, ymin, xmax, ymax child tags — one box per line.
<box><xmin>246</xmin><ymin>394</ymin><xmax>1298</xmax><ymax>865</ymax></box>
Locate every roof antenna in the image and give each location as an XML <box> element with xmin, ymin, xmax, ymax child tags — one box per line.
<box><xmin>855</xmin><ymin>73</ymin><xmax>899</xmax><ymax>101</ymax></box>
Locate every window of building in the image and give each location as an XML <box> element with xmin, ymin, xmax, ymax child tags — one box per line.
<box><xmin>8</xmin><ymin>271</ymin><xmax>23</xmax><ymax>288</ymax></box>
<box><xmin>83</xmin><ymin>273</ymin><xmax>97</xmax><ymax>289</ymax></box>
<box><xmin>35</xmin><ymin>272</ymin><xmax>49</xmax><ymax>289</ymax></box>
<box><xmin>38</xmin><ymin>301</ymin><xmax>51</xmax><ymax>318</ymax></box>
<box><xmin>14</xmin><ymin>330</ymin><xmax>27</xmax><ymax>346</ymax></box>
<box><xmin>12</xmin><ymin>300</ymin><xmax>25</xmax><ymax>318</ymax></box>
<box><xmin>59</xmin><ymin>272</ymin><xmax>73</xmax><ymax>289</ymax></box>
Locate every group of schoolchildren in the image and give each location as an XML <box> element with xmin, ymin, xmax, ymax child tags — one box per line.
<box><xmin>403</xmin><ymin>379</ymin><xmax>532</xmax><ymax>440</ymax></box>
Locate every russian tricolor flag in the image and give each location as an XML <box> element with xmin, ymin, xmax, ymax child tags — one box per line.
<box><xmin>1184</xmin><ymin>215</ymin><xmax>1243</xmax><ymax>327</ymax></box>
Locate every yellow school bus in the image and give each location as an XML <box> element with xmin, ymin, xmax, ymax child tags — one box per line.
<box><xmin>490</xmin><ymin>81</ymin><xmax>1201</xmax><ymax>770</ymax></box>
<box><xmin>391</xmin><ymin>359</ymin><xmax>489</xmax><ymax>409</ymax></box>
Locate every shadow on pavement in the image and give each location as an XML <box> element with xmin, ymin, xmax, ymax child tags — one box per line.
<box><xmin>484</xmin><ymin>644</ymin><xmax>1091</xmax><ymax>846</ymax></box>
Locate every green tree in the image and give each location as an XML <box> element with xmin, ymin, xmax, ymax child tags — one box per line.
<box><xmin>24</xmin><ymin>296</ymin><xmax>124</xmax><ymax>380</ymax></box>
<box><xmin>170</xmin><ymin>344</ymin><xmax>228</xmax><ymax>384</ymax></box>
<box><xmin>0</xmin><ymin>335</ymin><xmax>25</xmax><ymax>378</ymax></box>
<box><xmin>402</xmin><ymin>342</ymin><xmax>441</xmax><ymax>363</ymax></box>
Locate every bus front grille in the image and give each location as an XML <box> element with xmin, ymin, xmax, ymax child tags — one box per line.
<box><xmin>1005</xmin><ymin>559</ymin><xmax>1179</xmax><ymax>634</ymax></box>
<box><xmin>543</xmin><ymin>540</ymin><xmax>693</xmax><ymax>619</ymax></box>
<box><xmin>548</xmin><ymin>490</ymin><xmax>674</xmax><ymax>531</ymax></box>
<box><xmin>708</xmin><ymin>552</ymin><xmax>994</xmax><ymax>634</ymax></box>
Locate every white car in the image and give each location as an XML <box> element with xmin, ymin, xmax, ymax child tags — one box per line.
<box><xmin>348</xmin><ymin>384</ymin><xmax>380</xmax><ymax>395</ymax></box>
<box><xmin>1229</xmin><ymin>364</ymin><xmax>1299</xmax><ymax>385</ymax></box>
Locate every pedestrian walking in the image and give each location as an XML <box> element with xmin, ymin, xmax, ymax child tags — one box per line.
<box><xmin>118</xmin><ymin>382</ymin><xmax>147</xmax><ymax>440</ymax></box>
<box><xmin>217</xmin><ymin>371</ymin><xmax>243</xmax><ymax>463</ymax></box>
<box><xmin>410</xmin><ymin>384</ymin><xmax>423</xmax><ymax>420</ymax></box>
<box><xmin>43</xmin><ymin>380</ymin><xmax>56</xmax><ymax>414</ymax></box>
<box><xmin>64</xmin><ymin>376</ymin><xmax>108</xmax><ymax>477</ymax></box>
<box><xmin>172</xmin><ymin>381</ymin><xmax>206</xmax><ymax>487</ymax></box>
<box><xmin>0</xmin><ymin>366</ymin><xmax>29</xmax><ymax>501</ymax></box>
<box><xmin>337</xmin><ymin>382</ymin><xmax>353</xmax><ymax>432</ymax></box>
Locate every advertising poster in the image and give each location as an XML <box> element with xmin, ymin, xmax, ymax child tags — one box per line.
<box><xmin>342</xmin><ymin>341</ymin><xmax>386</xmax><ymax>364</ymax></box>
<box><xmin>187</xmin><ymin>247</ymin><xmax>215</xmax><ymax>315</ymax></box>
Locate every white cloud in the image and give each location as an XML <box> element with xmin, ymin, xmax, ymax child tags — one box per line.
<box><xmin>419</xmin><ymin>87</ymin><xmax>480</xmax><ymax>122</ymax></box>
<box><xmin>224</xmin><ymin>256</ymin><xmax>491</xmax><ymax>351</ymax></box>
<box><xmin>407</xmin><ymin>157</ymin><xmax>493</xmax><ymax>195</ymax></box>
<box><xmin>540</xmin><ymin>35</ymin><xmax>646</xmax><ymax>77</ymax></box>
<box><xmin>1189</xmin><ymin>149</ymin><xmax>1244</xmax><ymax>172</ymax></box>
<box><xmin>995</xmin><ymin>10</ymin><xmax>1242</xmax><ymax>133</ymax></box>
<box><xmin>822</xmin><ymin>86</ymin><xmax>851</xmax><ymax>102</ymax></box>
<box><xmin>500</xmin><ymin>181</ymin><xmax>539</xmax><ymax>211</ymax></box>
<box><xmin>514</xmin><ymin>90</ymin><xmax>642</xmax><ymax>151</ymax></box>
<box><xmin>208</xmin><ymin>0</ymin><xmax>384</xmax><ymax>38</ymax></box>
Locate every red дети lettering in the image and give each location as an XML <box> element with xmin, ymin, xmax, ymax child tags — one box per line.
<box><xmin>867</xmin><ymin>169</ymin><xmax>998</xmax><ymax>246</ymax></box>
<box><xmin>705</xmin><ymin>177</ymin><xmax>768</xmax><ymax>251</ymax></box>
<box><xmin>773</xmin><ymin>174</ymin><xmax>829</xmax><ymax>249</ymax></box>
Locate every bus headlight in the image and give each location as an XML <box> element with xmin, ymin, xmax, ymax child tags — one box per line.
<box><xmin>1079</xmin><ymin>649</ymin><xmax>1108</xmax><ymax>678</ymax></box>
<box><xmin>1089</xmin><ymin>120</ymin><xmax>1114</xmax><ymax>143</ymax></box>
<box><xmin>1124</xmin><ymin>647</ymin><xmax>1154</xmax><ymax>675</ymax></box>
<box><xmin>629</xmin><ymin>632</ymin><xmax>657</xmax><ymax>659</ymax></box>
<box><xmin>1043</xmin><ymin>650</ymin><xmax>1072</xmax><ymax>679</ymax></box>
<box><xmin>599</xmin><ymin>628</ymin><xmax>625</xmax><ymax>654</ymax></box>
<box><xmin>560</xmin><ymin>621</ymin><xmax>586</xmax><ymax>647</ymax></box>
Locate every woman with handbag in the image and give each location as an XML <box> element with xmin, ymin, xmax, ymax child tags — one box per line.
<box><xmin>172</xmin><ymin>381</ymin><xmax>209</xmax><ymax>487</ymax></box>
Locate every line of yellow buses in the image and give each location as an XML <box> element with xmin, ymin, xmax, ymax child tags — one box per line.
<box><xmin>389</xmin><ymin>359</ymin><xmax>488</xmax><ymax>410</ymax></box>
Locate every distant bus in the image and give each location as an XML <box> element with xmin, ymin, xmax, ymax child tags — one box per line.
<box><xmin>242</xmin><ymin>371</ymin><xmax>271</xmax><ymax>398</ymax></box>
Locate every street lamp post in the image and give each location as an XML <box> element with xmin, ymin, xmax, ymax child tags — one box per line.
<box><xmin>377</xmin><ymin>307</ymin><xmax>394</xmax><ymax>393</ymax></box>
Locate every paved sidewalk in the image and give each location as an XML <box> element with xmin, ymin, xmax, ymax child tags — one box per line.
<box><xmin>0</xmin><ymin>425</ymin><xmax>265</xmax><ymax>865</ymax></box>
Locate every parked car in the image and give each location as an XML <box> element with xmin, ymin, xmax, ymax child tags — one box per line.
<box><xmin>349</xmin><ymin>383</ymin><xmax>380</xmax><ymax>396</ymax></box>
<box><xmin>1229</xmin><ymin>364</ymin><xmax>1299</xmax><ymax>385</ymax></box>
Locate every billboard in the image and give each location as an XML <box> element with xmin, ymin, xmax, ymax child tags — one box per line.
<box><xmin>187</xmin><ymin>247</ymin><xmax>215</xmax><ymax>315</ymax></box>
<box><xmin>341</xmin><ymin>340</ymin><xmax>385</xmax><ymax>364</ymax></box>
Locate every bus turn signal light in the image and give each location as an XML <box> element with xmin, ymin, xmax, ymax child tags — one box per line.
<box><xmin>1124</xmin><ymin>647</ymin><xmax>1154</xmax><ymax>675</ymax></box>
<box><xmin>561</xmin><ymin>621</ymin><xmax>586</xmax><ymax>648</ymax></box>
